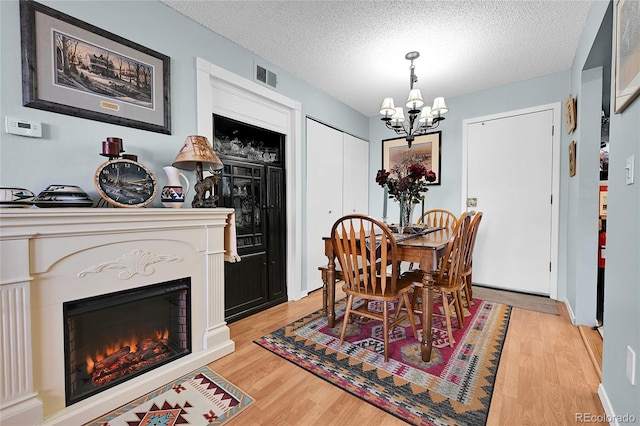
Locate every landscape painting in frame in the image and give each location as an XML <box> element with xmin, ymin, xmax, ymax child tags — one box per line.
<box><xmin>382</xmin><ymin>132</ymin><xmax>441</xmax><ymax>185</ymax></box>
<box><xmin>20</xmin><ymin>0</ymin><xmax>171</xmax><ymax>134</ymax></box>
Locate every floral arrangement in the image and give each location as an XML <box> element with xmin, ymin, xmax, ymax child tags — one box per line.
<box><xmin>376</xmin><ymin>158</ymin><xmax>437</xmax><ymax>205</ymax></box>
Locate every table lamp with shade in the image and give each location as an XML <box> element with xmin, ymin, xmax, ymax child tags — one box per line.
<box><xmin>172</xmin><ymin>135</ymin><xmax>223</xmax><ymax>208</ymax></box>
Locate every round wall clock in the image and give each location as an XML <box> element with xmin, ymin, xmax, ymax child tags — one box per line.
<box><xmin>94</xmin><ymin>158</ymin><xmax>158</xmax><ymax>208</ymax></box>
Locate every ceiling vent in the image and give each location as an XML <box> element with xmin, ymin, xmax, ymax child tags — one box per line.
<box><xmin>255</xmin><ymin>64</ymin><xmax>278</xmax><ymax>89</ymax></box>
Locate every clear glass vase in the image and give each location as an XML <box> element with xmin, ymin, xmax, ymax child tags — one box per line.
<box><xmin>399</xmin><ymin>199</ymin><xmax>416</xmax><ymax>233</ymax></box>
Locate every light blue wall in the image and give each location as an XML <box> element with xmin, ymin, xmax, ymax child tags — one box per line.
<box><xmin>604</xmin><ymin>87</ymin><xmax>640</xmax><ymax>421</ymax></box>
<box><xmin>0</xmin><ymin>0</ymin><xmax>369</xmax><ymax>203</ymax></box>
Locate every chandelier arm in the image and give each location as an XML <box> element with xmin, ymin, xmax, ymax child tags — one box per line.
<box><xmin>385</xmin><ymin>121</ymin><xmax>409</xmax><ymax>136</ymax></box>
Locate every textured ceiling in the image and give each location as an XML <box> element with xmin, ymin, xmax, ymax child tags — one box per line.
<box><xmin>161</xmin><ymin>0</ymin><xmax>594</xmax><ymax>118</ymax></box>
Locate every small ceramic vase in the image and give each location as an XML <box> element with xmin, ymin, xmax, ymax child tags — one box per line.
<box><xmin>161</xmin><ymin>166</ymin><xmax>190</xmax><ymax>208</ymax></box>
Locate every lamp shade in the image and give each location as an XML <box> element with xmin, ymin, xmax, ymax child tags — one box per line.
<box><xmin>379</xmin><ymin>97</ymin><xmax>396</xmax><ymax>116</ymax></box>
<box><xmin>391</xmin><ymin>107</ymin><xmax>405</xmax><ymax>126</ymax></box>
<box><xmin>418</xmin><ymin>106</ymin><xmax>433</xmax><ymax>125</ymax></box>
<box><xmin>405</xmin><ymin>89</ymin><xmax>424</xmax><ymax>110</ymax></box>
<box><xmin>172</xmin><ymin>135</ymin><xmax>223</xmax><ymax>172</ymax></box>
<box><xmin>431</xmin><ymin>97</ymin><xmax>448</xmax><ymax>116</ymax></box>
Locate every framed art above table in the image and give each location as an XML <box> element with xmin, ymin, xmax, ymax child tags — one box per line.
<box><xmin>382</xmin><ymin>131</ymin><xmax>442</xmax><ymax>185</ymax></box>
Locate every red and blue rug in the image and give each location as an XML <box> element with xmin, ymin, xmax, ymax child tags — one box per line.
<box><xmin>255</xmin><ymin>296</ymin><xmax>511</xmax><ymax>425</ymax></box>
<box><xmin>84</xmin><ymin>366</ymin><xmax>254</xmax><ymax>426</ymax></box>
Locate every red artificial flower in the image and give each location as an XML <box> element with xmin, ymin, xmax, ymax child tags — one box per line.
<box><xmin>376</xmin><ymin>157</ymin><xmax>436</xmax><ymax>204</ymax></box>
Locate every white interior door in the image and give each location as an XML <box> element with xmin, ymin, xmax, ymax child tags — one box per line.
<box><xmin>306</xmin><ymin>119</ymin><xmax>344</xmax><ymax>292</ymax></box>
<box><xmin>464</xmin><ymin>108</ymin><xmax>556</xmax><ymax>295</ymax></box>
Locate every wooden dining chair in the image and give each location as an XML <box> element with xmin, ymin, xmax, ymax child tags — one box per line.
<box><xmin>460</xmin><ymin>212</ymin><xmax>483</xmax><ymax>307</ymax></box>
<box><xmin>408</xmin><ymin>209</ymin><xmax>458</xmax><ymax>271</ymax></box>
<box><xmin>403</xmin><ymin>212</ymin><xmax>472</xmax><ymax>347</ymax></box>
<box><xmin>416</xmin><ymin>209</ymin><xmax>458</xmax><ymax>230</ymax></box>
<box><xmin>331</xmin><ymin>214</ymin><xmax>418</xmax><ymax>362</ymax></box>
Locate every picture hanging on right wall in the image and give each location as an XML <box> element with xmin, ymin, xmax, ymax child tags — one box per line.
<box><xmin>614</xmin><ymin>0</ymin><xmax>640</xmax><ymax>113</ymax></box>
<box><xmin>569</xmin><ymin>141</ymin><xmax>577</xmax><ymax>177</ymax></box>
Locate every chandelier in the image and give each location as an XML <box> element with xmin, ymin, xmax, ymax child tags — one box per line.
<box><xmin>379</xmin><ymin>51</ymin><xmax>448</xmax><ymax>148</ymax></box>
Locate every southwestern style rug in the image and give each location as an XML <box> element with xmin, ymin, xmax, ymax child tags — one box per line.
<box><xmin>255</xmin><ymin>296</ymin><xmax>511</xmax><ymax>426</ymax></box>
<box><xmin>84</xmin><ymin>366</ymin><xmax>254</xmax><ymax>426</ymax></box>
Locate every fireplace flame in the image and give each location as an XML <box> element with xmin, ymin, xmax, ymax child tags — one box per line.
<box><xmin>85</xmin><ymin>328</ymin><xmax>169</xmax><ymax>375</ymax></box>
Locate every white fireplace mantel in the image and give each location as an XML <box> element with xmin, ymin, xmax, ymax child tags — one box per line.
<box><xmin>0</xmin><ymin>208</ymin><xmax>235</xmax><ymax>425</ymax></box>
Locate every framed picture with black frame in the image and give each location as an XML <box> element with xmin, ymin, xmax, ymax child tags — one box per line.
<box><xmin>19</xmin><ymin>0</ymin><xmax>171</xmax><ymax>134</ymax></box>
<box><xmin>382</xmin><ymin>131</ymin><xmax>442</xmax><ymax>185</ymax></box>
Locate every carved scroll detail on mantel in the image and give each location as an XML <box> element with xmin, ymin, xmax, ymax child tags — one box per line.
<box><xmin>78</xmin><ymin>249</ymin><xmax>183</xmax><ymax>279</ymax></box>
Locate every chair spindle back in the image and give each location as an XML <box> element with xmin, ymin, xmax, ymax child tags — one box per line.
<box><xmin>331</xmin><ymin>215</ymin><xmax>398</xmax><ymax>296</ymax></box>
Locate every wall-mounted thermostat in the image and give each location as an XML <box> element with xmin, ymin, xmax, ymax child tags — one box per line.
<box><xmin>5</xmin><ymin>116</ymin><xmax>42</xmax><ymax>138</ymax></box>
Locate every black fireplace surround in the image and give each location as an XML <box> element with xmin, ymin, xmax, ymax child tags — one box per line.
<box><xmin>63</xmin><ymin>277</ymin><xmax>191</xmax><ymax>405</ymax></box>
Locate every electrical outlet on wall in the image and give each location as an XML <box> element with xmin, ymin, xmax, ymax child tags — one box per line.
<box><xmin>627</xmin><ymin>346</ymin><xmax>636</xmax><ymax>385</ymax></box>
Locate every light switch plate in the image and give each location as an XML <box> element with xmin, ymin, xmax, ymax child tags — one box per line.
<box><xmin>626</xmin><ymin>155</ymin><xmax>634</xmax><ymax>185</ymax></box>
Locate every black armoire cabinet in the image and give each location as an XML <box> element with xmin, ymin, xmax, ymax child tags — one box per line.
<box><xmin>214</xmin><ymin>115</ymin><xmax>287</xmax><ymax>323</ymax></box>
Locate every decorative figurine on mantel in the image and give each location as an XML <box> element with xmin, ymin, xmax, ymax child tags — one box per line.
<box><xmin>172</xmin><ymin>135</ymin><xmax>224</xmax><ymax>208</ymax></box>
<box><xmin>192</xmin><ymin>171</ymin><xmax>222</xmax><ymax>208</ymax></box>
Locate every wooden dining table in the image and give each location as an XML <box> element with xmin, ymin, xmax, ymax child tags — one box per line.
<box><xmin>322</xmin><ymin>227</ymin><xmax>453</xmax><ymax>362</ymax></box>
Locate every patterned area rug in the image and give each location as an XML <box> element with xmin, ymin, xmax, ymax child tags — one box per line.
<box><xmin>84</xmin><ymin>366</ymin><xmax>254</xmax><ymax>426</ymax></box>
<box><xmin>255</xmin><ymin>296</ymin><xmax>511</xmax><ymax>425</ymax></box>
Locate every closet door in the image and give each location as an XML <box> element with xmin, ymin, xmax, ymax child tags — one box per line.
<box><xmin>306</xmin><ymin>119</ymin><xmax>343</xmax><ymax>292</ymax></box>
<box><xmin>343</xmin><ymin>134</ymin><xmax>369</xmax><ymax>215</ymax></box>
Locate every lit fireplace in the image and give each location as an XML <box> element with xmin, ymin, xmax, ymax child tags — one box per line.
<box><xmin>63</xmin><ymin>277</ymin><xmax>191</xmax><ymax>405</ymax></box>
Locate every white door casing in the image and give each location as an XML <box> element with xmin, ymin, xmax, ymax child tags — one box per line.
<box><xmin>462</xmin><ymin>104</ymin><xmax>560</xmax><ymax>298</ymax></box>
<box><xmin>196</xmin><ymin>57</ymin><xmax>304</xmax><ymax>301</ymax></box>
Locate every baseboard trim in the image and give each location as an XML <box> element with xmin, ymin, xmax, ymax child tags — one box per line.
<box><xmin>564</xmin><ymin>298</ymin><xmax>577</xmax><ymax>325</ymax></box>
<box><xmin>598</xmin><ymin>383</ymin><xmax>618</xmax><ymax>426</ymax></box>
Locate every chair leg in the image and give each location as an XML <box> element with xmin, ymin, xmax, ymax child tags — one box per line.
<box><xmin>339</xmin><ymin>295</ymin><xmax>354</xmax><ymax>346</ymax></box>
<box><xmin>441</xmin><ymin>291</ymin><xmax>455</xmax><ymax>347</ymax></box>
<box><xmin>461</xmin><ymin>274</ymin><xmax>473</xmax><ymax>307</ymax></box>
<box><xmin>383</xmin><ymin>300</ymin><xmax>390</xmax><ymax>362</ymax></box>
<box><xmin>411</xmin><ymin>285</ymin><xmax>421</xmax><ymax>312</ymax></box>
<box><xmin>402</xmin><ymin>292</ymin><xmax>419</xmax><ymax>340</ymax></box>
<box><xmin>453</xmin><ymin>290</ymin><xmax>465</xmax><ymax>328</ymax></box>
<box><xmin>396</xmin><ymin>293</ymin><xmax>405</xmax><ymax>318</ymax></box>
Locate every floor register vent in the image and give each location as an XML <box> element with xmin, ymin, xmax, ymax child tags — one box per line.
<box><xmin>256</xmin><ymin>64</ymin><xmax>278</xmax><ymax>89</ymax></box>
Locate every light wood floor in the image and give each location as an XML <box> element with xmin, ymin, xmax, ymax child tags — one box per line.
<box><xmin>209</xmin><ymin>287</ymin><xmax>606</xmax><ymax>425</ymax></box>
